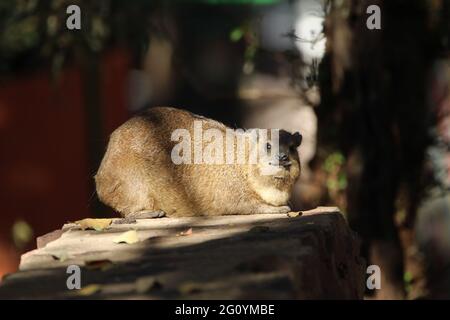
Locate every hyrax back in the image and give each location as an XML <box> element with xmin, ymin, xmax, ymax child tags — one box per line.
<box><xmin>95</xmin><ymin>107</ymin><xmax>302</xmax><ymax>217</ymax></box>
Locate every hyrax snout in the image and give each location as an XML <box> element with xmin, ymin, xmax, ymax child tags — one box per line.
<box><xmin>95</xmin><ymin>107</ymin><xmax>302</xmax><ymax>217</ymax></box>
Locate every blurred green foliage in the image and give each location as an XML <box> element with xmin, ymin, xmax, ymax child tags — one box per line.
<box><xmin>0</xmin><ymin>0</ymin><xmax>112</xmax><ymax>75</ymax></box>
<box><xmin>0</xmin><ymin>0</ymin><xmax>277</xmax><ymax>76</ymax></box>
<box><xmin>229</xmin><ymin>27</ymin><xmax>244</xmax><ymax>42</ymax></box>
<box><xmin>403</xmin><ymin>271</ymin><xmax>413</xmax><ymax>294</ymax></box>
<box><xmin>11</xmin><ymin>219</ymin><xmax>34</xmax><ymax>249</ymax></box>
<box><xmin>0</xmin><ymin>0</ymin><xmax>157</xmax><ymax>75</ymax></box>
<box><xmin>324</xmin><ymin>152</ymin><xmax>347</xmax><ymax>193</ymax></box>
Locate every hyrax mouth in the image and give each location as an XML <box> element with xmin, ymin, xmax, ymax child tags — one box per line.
<box><xmin>268</xmin><ymin>161</ymin><xmax>292</xmax><ymax>168</ymax></box>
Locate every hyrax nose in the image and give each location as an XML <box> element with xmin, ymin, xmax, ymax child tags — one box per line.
<box><xmin>278</xmin><ymin>154</ymin><xmax>289</xmax><ymax>162</ymax></box>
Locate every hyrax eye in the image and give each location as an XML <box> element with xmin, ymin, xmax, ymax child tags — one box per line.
<box><xmin>266</xmin><ymin>143</ymin><xmax>271</xmax><ymax>150</ymax></box>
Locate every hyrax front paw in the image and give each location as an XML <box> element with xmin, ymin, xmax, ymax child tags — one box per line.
<box><xmin>258</xmin><ymin>205</ymin><xmax>291</xmax><ymax>214</ymax></box>
<box><xmin>130</xmin><ymin>210</ymin><xmax>166</xmax><ymax>219</ymax></box>
<box><xmin>275</xmin><ymin>205</ymin><xmax>291</xmax><ymax>213</ymax></box>
<box><xmin>114</xmin><ymin>210</ymin><xmax>166</xmax><ymax>224</ymax></box>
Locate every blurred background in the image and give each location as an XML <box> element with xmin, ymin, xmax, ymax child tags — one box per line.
<box><xmin>0</xmin><ymin>0</ymin><xmax>449</xmax><ymax>299</ymax></box>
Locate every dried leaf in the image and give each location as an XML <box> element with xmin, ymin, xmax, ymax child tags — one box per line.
<box><xmin>287</xmin><ymin>211</ymin><xmax>302</xmax><ymax>218</ymax></box>
<box><xmin>178</xmin><ymin>281</ymin><xmax>203</xmax><ymax>295</ymax></box>
<box><xmin>75</xmin><ymin>284</ymin><xmax>101</xmax><ymax>296</ymax></box>
<box><xmin>177</xmin><ymin>228</ymin><xmax>193</xmax><ymax>237</ymax></box>
<box><xmin>135</xmin><ymin>276</ymin><xmax>162</xmax><ymax>294</ymax></box>
<box><xmin>75</xmin><ymin>218</ymin><xmax>112</xmax><ymax>231</ymax></box>
<box><xmin>113</xmin><ymin>230</ymin><xmax>139</xmax><ymax>244</ymax></box>
<box><xmin>84</xmin><ymin>259</ymin><xmax>114</xmax><ymax>271</ymax></box>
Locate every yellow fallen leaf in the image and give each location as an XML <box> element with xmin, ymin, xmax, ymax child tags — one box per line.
<box><xmin>75</xmin><ymin>218</ymin><xmax>112</xmax><ymax>231</ymax></box>
<box><xmin>84</xmin><ymin>259</ymin><xmax>114</xmax><ymax>271</ymax></box>
<box><xmin>113</xmin><ymin>230</ymin><xmax>139</xmax><ymax>244</ymax></box>
<box><xmin>287</xmin><ymin>211</ymin><xmax>302</xmax><ymax>218</ymax></box>
<box><xmin>178</xmin><ymin>281</ymin><xmax>203</xmax><ymax>295</ymax></box>
<box><xmin>75</xmin><ymin>284</ymin><xmax>101</xmax><ymax>296</ymax></box>
<box><xmin>177</xmin><ymin>228</ymin><xmax>193</xmax><ymax>237</ymax></box>
<box><xmin>135</xmin><ymin>276</ymin><xmax>163</xmax><ymax>294</ymax></box>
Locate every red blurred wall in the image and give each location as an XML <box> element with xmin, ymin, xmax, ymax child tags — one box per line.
<box><xmin>0</xmin><ymin>49</ymin><xmax>130</xmax><ymax>278</ymax></box>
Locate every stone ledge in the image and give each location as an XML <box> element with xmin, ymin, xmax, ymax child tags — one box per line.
<box><xmin>0</xmin><ymin>208</ymin><xmax>365</xmax><ymax>299</ymax></box>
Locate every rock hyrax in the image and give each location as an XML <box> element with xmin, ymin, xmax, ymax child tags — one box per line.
<box><xmin>95</xmin><ymin>107</ymin><xmax>302</xmax><ymax>217</ymax></box>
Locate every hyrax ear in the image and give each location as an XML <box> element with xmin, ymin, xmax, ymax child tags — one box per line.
<box><xmin>293</xmin><ymin>132</ymin><xmax>303</xmax><ymax>147</ymax></box>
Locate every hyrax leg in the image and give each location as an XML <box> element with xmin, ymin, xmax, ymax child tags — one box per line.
<box><xmin>254</xmin><ymin>204</ymin><xmax>291</xmax><ymax>214</ymax></box>
<box><xmin>235</xmin><ymin>196</ymin><xmax>291</xmax><ymax>215</ymax></box>
<box><xmin>129</xmin><ymin>210</ymin><xmax>166</xmax><ymax>219</ymax></box>
<box><xmin>114</xmin><ymin>210</ymin><xmax>166</xmax><ymax>224</ymax></box>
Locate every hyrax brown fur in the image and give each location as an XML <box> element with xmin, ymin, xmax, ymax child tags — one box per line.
<box><xmin>95</xmin><ymin>107</ymin><xmax>302</xmax><ymax>217</ymax></box>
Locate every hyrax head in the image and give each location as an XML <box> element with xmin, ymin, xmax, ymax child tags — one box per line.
<box><xmin>254</xmin><ymin>129</ymin><xmax>302</xmax><ymax>178</ymax></box>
